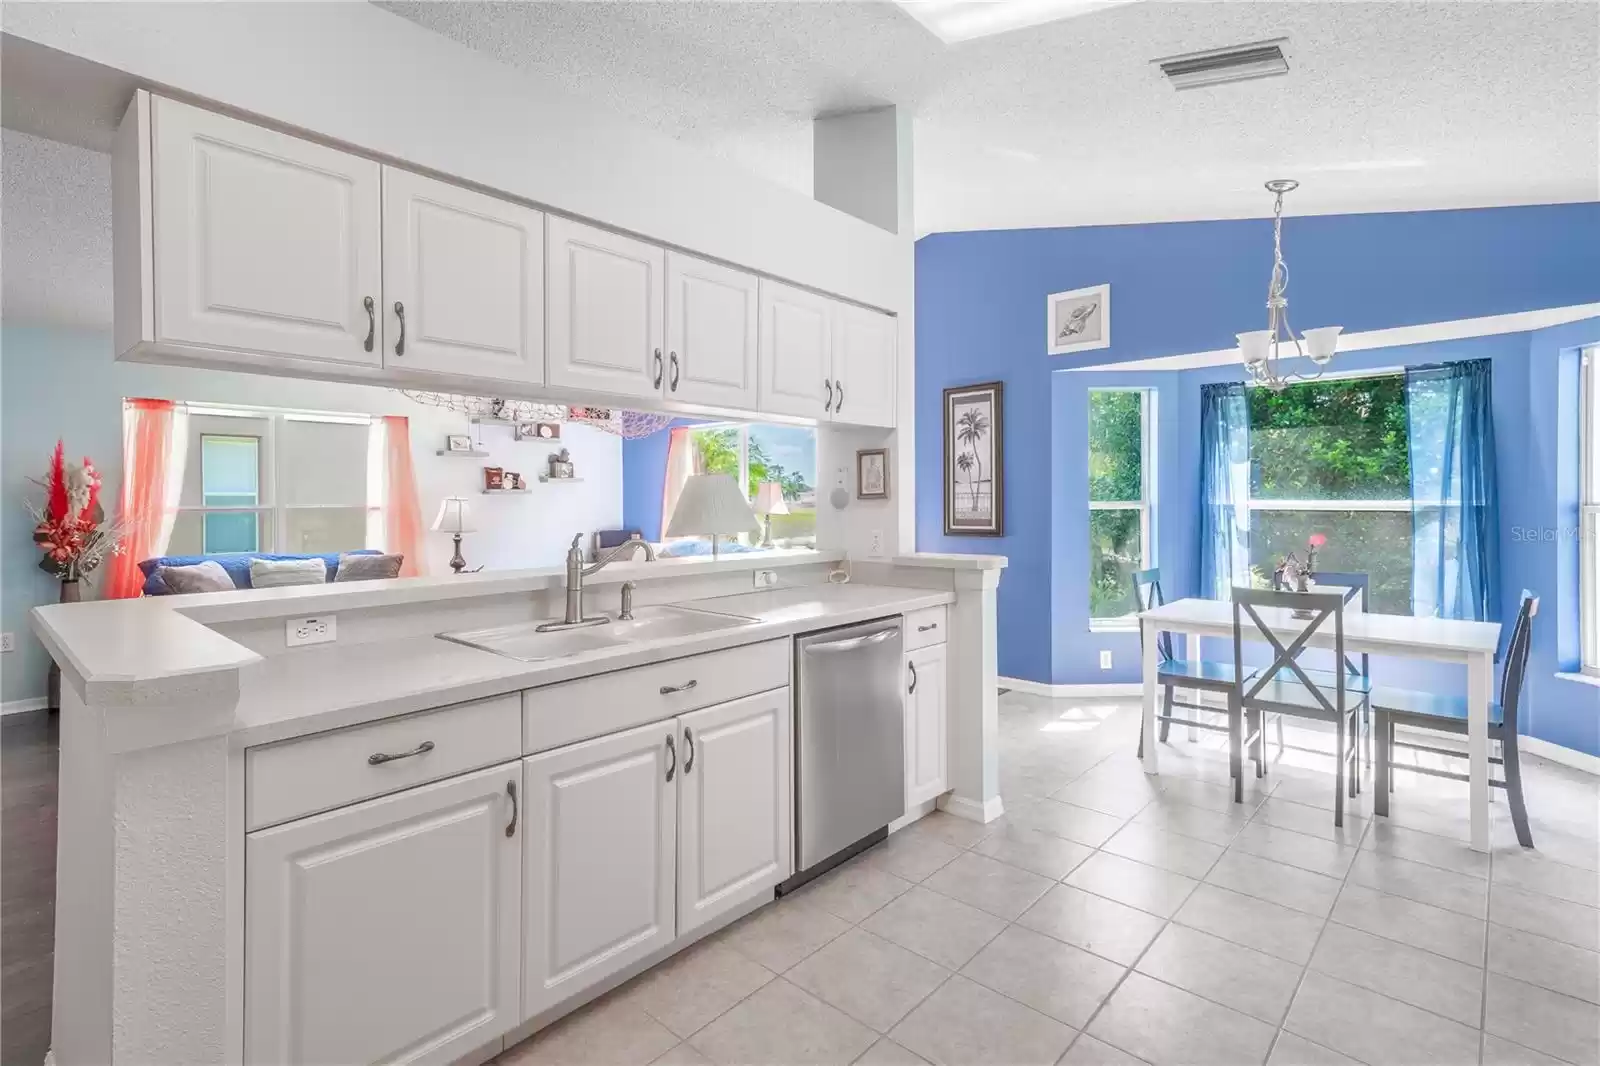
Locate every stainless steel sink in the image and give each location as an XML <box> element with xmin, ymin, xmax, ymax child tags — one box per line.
<box><xmin>438</xmin><ymin>604</ymin><xmax>759</xmax><ymax>663</ymax></box>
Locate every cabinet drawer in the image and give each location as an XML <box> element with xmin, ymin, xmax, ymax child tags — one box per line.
<box><xmin>523</xmin><ymin>639</ymin><xmax>789</xmax><ymax>753</ymax></box>
<box><xmin>246</xmin><ymin>694</ymin><xmax>522</xmax><ymax>830</ymax></box>
<box><xmin>903</xmin><ymin>607</ymin><xmax>948</xmax><ymax>651</ymax></box>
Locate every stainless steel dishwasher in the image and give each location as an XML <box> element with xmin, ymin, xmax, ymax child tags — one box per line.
<box><xmin>782</xmin><ymin>616</ymin><xmax>905</xmax><ymax>893</ymax></box>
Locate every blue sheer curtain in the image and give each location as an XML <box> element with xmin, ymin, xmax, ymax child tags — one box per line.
<box><xmin>1406</xmin><ymin>360</ymin><xmax>1500</xmax><ymax>620</ymax></box>
<box><xmin>1199</xmin><ymin>382</ymin><xmax>1252</xmax><ymax>599</ymax></box>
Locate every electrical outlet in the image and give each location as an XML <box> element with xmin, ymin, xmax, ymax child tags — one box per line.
<box><xmin>0</xmin><ymin>632</ymin><xmax>14</xmax><ymax>653</ymax></box>
<box><xmin>286</xmin><ymin>615</ymin><xmax>337</xmax><ymax>647</ymax></box>
<box><xmin>868</xmin><ymin>529</ymin><xmax>884</xmax><ymax>557</ymax></box>
<box><xmin>752</xmin><ymin>569</ymin><xmax>778</xmax><ymax>589</ymax></box>
<box><xmin>1099</xmin><ymin>649</ymin><xmax>1113</xmax><ymax>670</ymax></box>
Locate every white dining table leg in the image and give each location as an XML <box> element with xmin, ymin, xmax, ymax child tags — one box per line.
<box><xmin>1467</xmin><ymin>650</ymin><xmax>1492</xmax><ymax>852</ymax></box>
<box><xmin>1142</xmin><ymin>617</ymin><xmax>1159</xmax><ymax>774</ymax></box>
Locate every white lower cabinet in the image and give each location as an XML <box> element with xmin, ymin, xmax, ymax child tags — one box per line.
<box><xmin>677</xmin><ymin>690</ymin><xmax>793</xmax><ymax>937</ymax></box>
<box><xmin>244</xmin><ymin>762</ymin><xmax>522</xmax><ymax>1066</ymax></box>
<box><xmin>522</xmin><ymin>719</ymin><xmax>678</xmax><ymax>1018</ymax></box>
<box><xmin>904</xmin><ymin>644</ymin><xmax>949</xmax><ymax>807</ymax></box>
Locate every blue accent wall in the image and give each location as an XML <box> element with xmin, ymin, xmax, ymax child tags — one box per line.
<box><xmin>621</xmin><ymin>418</ymin><xmax>703</xmax><ymax>541</ymax></box>
<box><xmin>916</xmin><ymin>202</ymin><xmax>1600</xmax><ymax>753</ymax></box>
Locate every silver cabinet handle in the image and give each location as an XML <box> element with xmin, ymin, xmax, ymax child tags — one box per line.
<box><xmin>653</xmin><ymin>348</ymin><xmax>664</xmax><ymax>389</ymax></box>
<box><xmin>368</xmin><ymin>740</ymin><xmax>434</xmax><ymax>765</ymax></box>
<box><xmin>835</xmin><ymin>379</ymin><xmax>843</xmax><ymax>412</ymax></box>
<box><xmin>669</xmin><ymin>352</ymin><xmax>680</xmax><ymax>392</ymax></box>
<box><xmin>363</xmin><ymin>296</ymin><xmax>375</xmax><ymax>352</ymax></box>
<box><xmin>505</xmin><ymin>780</ymin><xmax>518</xmax><ymax>838</ymax></box>
<box><xmin>918</xmin><ymin>623</ymin><xmax>938</xmax><ymax>633</ymax></box>
<box><xmin>908</xmin><ymin>660</ymin><xmax>918</xmax><ymax>694</ymax></box>
<box><xmin>684</xmin><ymin>727</ymin><xmax>695</xmax><ymax>774</ymax></box>
<box><xmin>393</xmin><ymin>301</ymin><xmax>406</xmax><ymax>356</ymax></box>
<box><xmin>804</xmin><ymin>628</ymin><xmax>900</xmax><ymax>655</ymax></box>
<box><xmin>665</xmin><ymin>734</ymin><xmax>677</xmax><ymax>782</ymax></box>
<box><xmin>824</xmin><ymin>379</ymin><xmax>834</xmax><ymax>413</ymax></box>
<box><xmin>659</xmin><ymin>679</ymin><xmax>698</xmax><ymax>695</ymax></box>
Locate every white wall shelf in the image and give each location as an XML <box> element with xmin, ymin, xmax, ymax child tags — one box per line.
<box><xmin>538</xmin><ymin>476</ymin><xmax>585</xmax><ymax>484</ymax></box>
<box><xmin>437</xmin><ymin>449</ymin><xmax>490</xmax><ymax>458</ymax></box>
<box><xmin>481</xmin><ymin>488</ymin><xmax>531</xmax><ymax>495</ymax></box>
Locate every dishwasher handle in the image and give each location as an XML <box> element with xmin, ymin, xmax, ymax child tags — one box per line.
<box><xmin>801</xmin><ymin>626</ymin><xmax>901</xmax><ymax>655</ymax></box>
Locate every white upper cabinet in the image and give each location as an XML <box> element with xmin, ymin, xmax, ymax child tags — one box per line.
<box><xmin>664</xmin><ymin>252</ymin><xmax>759</xmax><ymax>409</ymax></box>
<box><xmin>832</xmin><ymin>303</ymin><xmax>898</xmax><ymax>429</ymax></box>
<box><xmin>149</xmin><ymin>96</ymin><xmax>382</xmax><ymax>367</ymax></box>
<box><xmin>758</xmin><ymin>280</ymin><xmax>835</xmax><ymax>420</ymax></box>
<box><xmin>677</xmin><ymin>690</ymin><xmax>792</xmax><ymax>938</ymax></box>
<box><xmin>545</xmin><ymin>217</ymin><xmax>664</xmax><ymax>400</ymax></box>
<box><xmin>381</xmin><ymin>168</ymin><xmax>545</xmax><ymax>384</ymax></box>
<box><xmin>244</xmin><ymin>763</ymin><xmax>521</xmax><ymax>1066</ymax></box>
<box><xmin>522</xmin><ymin>720</ymin><xmax>677</xmax><ymax>1019</ymax></box>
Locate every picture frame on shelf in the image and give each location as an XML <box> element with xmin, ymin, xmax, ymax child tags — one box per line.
<box><xmin>483</xmin><ymin>466</ymin><xmax>504</xmax><ymax>491</ymax></box>
<box><xmin>943</xmin><ymin>381</ymin><xmax>1004</xmax><ymax>536</ymax></box>
<box><xmin>445</xmin><ymin>434</ymin><xmax>473</xmax><ymax>452</ymax></box>
<box><xmin>1046</xmin><ymin>283</ymin><xmax>1110</xmax><ymax>355</ymax></box>
<box><xmin>856</xmin><ymin>448</ymin><xmax>889</xmax><ymax>500</ymax></box>
<box><xmin>515</xmin><ymin>421</ymin><xmax>561</xmax><ymax>441</ymax></box>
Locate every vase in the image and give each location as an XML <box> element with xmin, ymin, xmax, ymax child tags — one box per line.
<box><xmin>45</xmin><ymin>578</ymin><xmax>81</xmax><ymax>712</ymax></box>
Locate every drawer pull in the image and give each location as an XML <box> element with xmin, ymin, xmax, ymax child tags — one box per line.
<box><xmin>367</xmin><ymin>740</ymin><xmax>435</xmax><ymax>766</ymax></box>
<box><xmin>918</xmin><ymin>623</ymin><xmax>938</xmax><ymax>633</ymax></box>
<box><xmin>659</xmin><ymin>679</ymin><xmax>699</xmax><ymax>695</ymax></box>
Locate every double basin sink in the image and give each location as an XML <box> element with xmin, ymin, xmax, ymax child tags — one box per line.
<box><xmin>438</xmin><ymin>604</ymin><xmax>761</xmax><ymax>663</ymax></box>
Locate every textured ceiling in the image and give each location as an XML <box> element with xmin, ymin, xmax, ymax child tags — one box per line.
<box><xmin>382</xmin><ymin>0</ymin><xmax>1600</xmax><ymax>233</ymax></box>
<box><xmin>2</xmin><ymin>129</ymin><xmax>112</xmax><ymax>330</ymax></box>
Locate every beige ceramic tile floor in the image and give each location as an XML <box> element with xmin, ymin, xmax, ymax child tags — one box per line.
<box><xmin>496</xmin><ymin>692</ymin><xmax>1600</xmax><ymax>1066</ymax></box>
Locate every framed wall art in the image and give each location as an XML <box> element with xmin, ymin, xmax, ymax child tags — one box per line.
<box><xmin>943</xmin><ymin>381</ymin><xmax>1004</xmax><ymax>536</ymax></box>
<box><xmin>1046</xmin><ymin>283</ymin><xmax>1110</xmax><ymax>355</ymax></box>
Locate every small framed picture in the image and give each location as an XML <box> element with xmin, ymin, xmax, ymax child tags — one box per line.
<box><xmin>515</xmin><ymin>421</ymin><xmax>561</xmax><ymax>441</ymax></box>
<box><xmin>856</xmin><ymin>448</ymin><xmax>889</xmax><ymax>500</ymax></box>
<box><xmin>1046</xmin><ymin>283</ymin><xmax>1110</xmax><ymax>355</ymax></box>
<box><xmin>446</xmin><ymin>434</ymin><xmax>473</xmax><ymax>452</ymax></box>
<box><xmin>944</xmin><ymin>381</ymin><xmax>1004</xmax><ymax>536</ymax></box>
<box><xmin>483</xmin><ymin>466</ymin><xmax>504</xmax><ymax>491</ymax></box>
<box><xmin>504</xmin><ymin>471</ymin><xmax>523</xmax><ymax>490</ymax></box>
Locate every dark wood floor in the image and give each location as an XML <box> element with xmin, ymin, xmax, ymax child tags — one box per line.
<box><xmin>2</xmin><ymin>709</ymin><xmax>57</xmax><ymax>1066</ymax></box>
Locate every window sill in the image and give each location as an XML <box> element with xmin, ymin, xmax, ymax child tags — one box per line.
<box><xmin>1089</xmin><ymin>619</ymin><xmax>1140</xmax><ymax>634</ymax></box>
<box><xmin>1554</xmin><ymin>672</ymin><xmax>1600</xmax><ymax>689</ymax></box>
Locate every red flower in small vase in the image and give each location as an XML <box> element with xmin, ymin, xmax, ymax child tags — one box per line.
<box><xmin>1308</xmin><ymin>533</ymin><xmax>1327</xmax><ymax>548</ymax></box>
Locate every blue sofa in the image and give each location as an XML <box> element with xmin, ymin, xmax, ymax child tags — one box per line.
<box><xmin>138</xmin><ymin>551</ymin><xmax>381</xmax><ymax>596</ymax></box>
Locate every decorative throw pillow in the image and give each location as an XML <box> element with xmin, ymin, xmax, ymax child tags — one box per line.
<box><xmin>157</xmin><ymin>560</ymin><xmax>235</xmax><ymax>595</ymax></box>
<box><xmin>334</xmin><ymin>553</ymin><xmax>404</xmax><ymax>582</ymax></box>
<box><xmin>249</xmin><ymin>557</ymin><xmax>328</xmax><ymax>589</ymax></box>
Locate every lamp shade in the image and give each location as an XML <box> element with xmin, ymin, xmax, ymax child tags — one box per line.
<box><xmin>666</xmin><ymin>474</ymin><xmax>761</xmax><ymax>538</ymax></box>
<box><xmin>430</xmin><ymin>497</ymin><xmax>475</xmax><ymax>533</ymax></box>
<box><xmin>1303</xmin><ymin>325</ymin><xmax>1342</xmax><ymax>364</ymax></box>
<box><xmin>1237</xmin><ymin>330</ymin><xmax>1271</xmax><ymax>369</ymax></box>
<box><xmin>752</xmin><ymin>482</ymin><xmax>791</xmax><ymax>516</ymax></box>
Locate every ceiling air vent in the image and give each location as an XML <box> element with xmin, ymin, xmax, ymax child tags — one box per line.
<box><xmin>1155</xmin><ymin>38</ymin><xmax>1289</xmax><ymax>90</ymax></box>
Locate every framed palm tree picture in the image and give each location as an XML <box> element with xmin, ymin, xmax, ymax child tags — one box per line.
<box><xmin>943</xmin><ymin>381</ymin><xmax>1004</xmax><ymax>535</ymax></box>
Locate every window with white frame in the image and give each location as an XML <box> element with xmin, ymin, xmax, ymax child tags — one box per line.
<box><xmin>678</xmin><ymin>422</ymin><xmax>817</xmax><ymax>546</ymax></box>
<box><xmin>1088</xmin><ymin>388</ymin><xmax>1154</xmax><ymax>624</ymax></box>
<box><xmin>167</xmin><ymin>406</ymin><xmax>378</xmax><ymax>556</ymax></box>
<box><xmin>1246</xmin><ymin>372</ymin><xmax>1413</xmax><ymax>614</ymax></box>
<box><xmin>1581</xmin><ymin>347</ymin><xmax>1599</xmax><ymax>674</ymax></box>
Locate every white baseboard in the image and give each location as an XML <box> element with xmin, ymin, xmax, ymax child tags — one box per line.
<box><xmin>2</xmin><ymin>697</ymin><xmax>50</xmax><ymax>716</ymax></box>
<box><xmin>999</xmin><ymin>677</ymin><xmax>1142</xmax><ymax>698</ymax></box>
<box><xmin>938</xmin><ymin>793</ymin><xmax>1005</xmax><ymax>824</ymax></box>
<box><xmin>1521</xmin><ymin>735</ymin><xmax>1600</xmax><ymax>776</ymax></box>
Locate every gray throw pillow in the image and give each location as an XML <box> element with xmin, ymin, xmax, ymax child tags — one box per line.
<box><xmin>334</xmin><ymin>553</ymin><xmax>405</xmax><ymax>582</ymax></box>
<box><xmin>158</xmin><ymin>560</ymin><xmax>236</xmax><ymax>595</ymax></box>
<box><xmin>249</xmin><ymin>557</ymin><xmax>328</xmax><ymax>589</ymax></box>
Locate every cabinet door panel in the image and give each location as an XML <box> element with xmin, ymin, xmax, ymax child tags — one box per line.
<box><xmin>151</xmin><ymin>97</ymin><xmax>381</xmax><ymax>366</ymax></box>
<box><xmin>245</xmin><ymin>763</ymin><xmax>521</xmax><ymax>1066</ymax></box>
<box><xmin>833</xmin><ymin>304</ymin><xmax>898</xmax><ymax>429</ymax></box>
<box><xmin>382</xmin><ymin>168</ymin><xmax>545</xmax><ymax>384</ymax></box>
<box><xmin>904</xmin><ymin>645</ymin><xmax>948</xmax><ymax>807</ymax></box>
<box><xmin>665</xmin><ymin>252</ymin><xmax>758</xmax><ymax>409</ymax></box>
<box><xmin>757</xmin><ymin>281</ymin><xmax>833</xmax><ymax>419</ymax></box>
<box><xmin>523</xmin><ymin>721</ymin><xmax>677</xmax><ymax>1018</ymax></box>
<box><xmin>678</xmin><ymin>690</ymin><xmax>793</xmax><ymax>937</ymax></box>
<box><xmin>546</xmin><ymin>217</ymin><xmax>663</xmax><ymax>400</ymax></box>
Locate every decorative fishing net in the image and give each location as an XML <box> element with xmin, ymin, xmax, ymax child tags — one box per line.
<box><xmin>395</xmin><ymin>391</ymin><xmax>673</xmax><ymax>438</ymax></box>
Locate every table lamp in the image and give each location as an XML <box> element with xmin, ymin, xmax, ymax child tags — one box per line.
<box><xmin>752</xmin><ymin>482</ymin><xmax>790</xmax><ymax>549</ymax></box>
<box><xmin>431</xmin><ymin>497</ymin><xmax>476</xmax><ymax>574</ymax></box>
<box><xmin>666</xmin><ymin>474</ymin><xmax>760</xmax><ymax>559</ymax></box>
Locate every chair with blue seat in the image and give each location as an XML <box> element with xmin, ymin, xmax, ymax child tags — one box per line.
<box><xmin>1133</xmin><ymin>568</ymin><xmax>1248</xmax><ymax>773</ymax></box>
<box><xmin>1372</xmin><ymin>591</ymin><xmax>1538</xmax><ymax>848</ymax></box>
<box><xmin>1233</xmin><ymin>587</ymin><xmax>1365</xmax><ymax>822</ymax></box>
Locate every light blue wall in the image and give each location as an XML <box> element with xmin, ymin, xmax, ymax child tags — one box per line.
<box><xmin>915</xmin><ymin>201</ymin><xmax>1600</xmax><ymax>752</ymax></box>
<box><xmin>620</xmin><ymin>419</ymin><xmax>702</xmax><ymax>542</ymax></box>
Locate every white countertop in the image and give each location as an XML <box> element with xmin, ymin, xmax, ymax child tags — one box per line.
<box><xmin>228</xmin><ymin>582</ymin><xmax>954</xmax><ymax>747</ymax></box>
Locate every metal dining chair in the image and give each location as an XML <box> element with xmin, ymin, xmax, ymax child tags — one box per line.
<box><xmin>1232</xmin><ymin>587</ymin><xmax>1365</xmax><ymax>823</ymax></box>
<box><xmin>1372</xmin><ymin>591</ymin><xmax>1538</xmax><ymax>848</ymax></box>
<box><xmin>1133</xmin><ymin>568</ymin><xmax>1248</xmax><ymax>779</ymax></box>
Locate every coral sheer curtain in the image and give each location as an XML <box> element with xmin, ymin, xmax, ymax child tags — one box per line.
<box><xmin>660</xmin><ymin>426</ymin><xmax>695</xmax><ymax>540</ymax></box>
<box><xmin>106</xmin><ymin>398</ymin><xmax>189</xmax><ymax>598</ymax></box>
<box><xmin>367</xmin><ymin>415</ymin><xmax>427</xmax><ymax>578</ymax></box>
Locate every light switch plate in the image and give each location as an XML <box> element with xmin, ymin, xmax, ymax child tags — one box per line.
<box><xmin>753</xmin><ymin>569</ymin><xmax>778</xmax><ymax>589</ymax></box>
<box><xmin>1099</xmin><ymin>650</ymin><xmax>1113</xmax><ymax>670</ymax></box>
<box><xmin>286</xmin><ymin>615</ymin><xmax>337</xmax><ymax>647</ymax></box>
<box><xmin>0</xmin><ymin>632</ymin><xmax>14</xmax><ymax>653</ymax></box>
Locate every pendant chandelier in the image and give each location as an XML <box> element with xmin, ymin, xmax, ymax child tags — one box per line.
<box><xmin>1237</xmin><ymin>179</ymin><xmax>1342</xmax><ymax>391</ymax></box>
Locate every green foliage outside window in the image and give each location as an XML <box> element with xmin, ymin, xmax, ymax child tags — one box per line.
<box><xmin>1089</xmin><ymin>391</ymin><xmax>1146</xmax><ymax>618</ymax></box>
